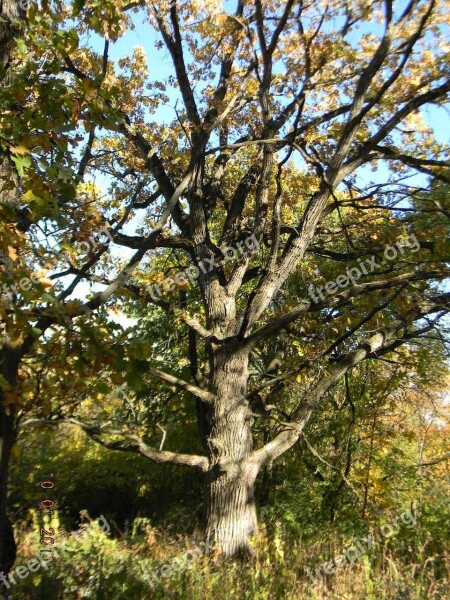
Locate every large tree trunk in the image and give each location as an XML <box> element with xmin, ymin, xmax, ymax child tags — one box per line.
<box><xmin>0</xmin><ymin>345</ymin><xmax>19</xmax><ymax>579</ymax></box>
<box><xmin>0</xmin><ymin>2</ymin><xmax>25</xmax><ymax>581</ymax></box>
<box><xmin>205</xmin><ymin>345</ymin><xmax>258</xmax><ymax>556</ymax></box>
<box><xmin>0</xmin><ymin>395</ymin><xmax>16</xmax><ymax>578</ymax></box>
<box><xmin>0</xmin><ymin>1</ymin><xmax>25</xmax><ymax>582</ymax></box>
<box><xmin>0</xmin><ymin>0</ymin><xmax>25</xmax><ymax>208</ymax></box>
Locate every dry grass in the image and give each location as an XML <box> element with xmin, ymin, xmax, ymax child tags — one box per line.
<box><xmin>8</xmin><ymin>520</ymin><xmax>450</xmax><ymax>599</ymax></box>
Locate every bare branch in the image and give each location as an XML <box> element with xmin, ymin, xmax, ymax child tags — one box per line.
<box><xmin>21</xmin><ymin>418</ymin><xmax>209</xmax><ymax>471</ymax></box>
<box><xmin>149</xmin><ymin>367</ymin><xmax>215</xmax><ymax>404</ymax></box>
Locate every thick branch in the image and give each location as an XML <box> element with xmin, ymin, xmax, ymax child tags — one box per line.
<box><xmin>149</xmin><ymin>367</ymin><xmax>215</xmax><ymax>404</ymax></box>
<box><xmin>21</xmin><ymin>418</ymin><xmax>208</xmax><ymax>471</ymax></box>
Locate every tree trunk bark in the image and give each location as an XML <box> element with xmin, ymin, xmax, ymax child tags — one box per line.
<box><xmin>0</xmin><ymin>0</ymin><xmax>25</xmax><ymax>583</ymax></box>
<box><xmin>0</xmin><ymin>397</ymin><xmax>16</xmax><ymax>578</ymax></box>
<box><xmin>204</xmin><ymin>345</ymin><xmax>258</xmax><ymax>557</ymax></box>
<box><xmin>0</xmin><ymin>0</ymin><xmax>24</xmax><ymax>210</ymax></box>
<box><xmin>0</xmin><ymin>345</ymin><xmax>19</xmax><ymax>579</ymax></box>
<box><xmin>206</xmin><ymin>462</ymin><xmax>258</xmax><ymax>557</ymax></box>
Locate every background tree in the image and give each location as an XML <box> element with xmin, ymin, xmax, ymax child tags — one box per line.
<box><xmin>0</xmin><ymin>0</ymin><xmax>27</xmax><ymax>577</ymax></box>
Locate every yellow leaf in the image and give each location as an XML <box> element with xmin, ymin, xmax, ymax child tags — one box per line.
<box><xmin>7</xmin><ymin>246</ymin><xmax>18</xmax><ymax>261</ymax></box>
<box><xmin>41</xmin><ymin>278</ymin><xmax>53</xmax><ymax>289</ymax></box>
<box><xmin>10</xmin><ymin>145</ymin><xmax>30</xmax><ymax>155</ymax></box>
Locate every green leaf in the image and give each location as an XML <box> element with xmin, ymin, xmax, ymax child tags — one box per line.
<box><xmin>15</xmin><ymin>38</ymin><xmax>28</xmax><ymax>56</ymax></box>
<box><xmin>125</xmin><ymin>370</ymin><xmax>144</xmax><ymax>392</ymax></box>
<box><xmin>96</xmin><ymin>381</ymin><xmax>110</xmax><ymax>394</ymax></box>
<box><xmin>11</xmin><ymin>154</ymin><xmax>32</xmax><ymax>177</ymax></box>
<box><xmin>72</xmin><ymin>0</ymin><xmax>86</xmax><ymax>16</ymax></box>
<box><xmin>41</xmin><ymin>293</ymin><xmax>56</xmax><ymax>304</ymax></box>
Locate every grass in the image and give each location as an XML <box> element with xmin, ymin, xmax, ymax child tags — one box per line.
<box><xmin>7</xmin><ymin>516</ymin><xmax>450</xmax><ymax>599</ymax></box>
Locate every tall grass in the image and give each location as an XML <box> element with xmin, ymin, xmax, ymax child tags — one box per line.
<box><xmin>9</xmin><ymin>517</ymin><xmax>450</xmax><ymax>599</ymax></box>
